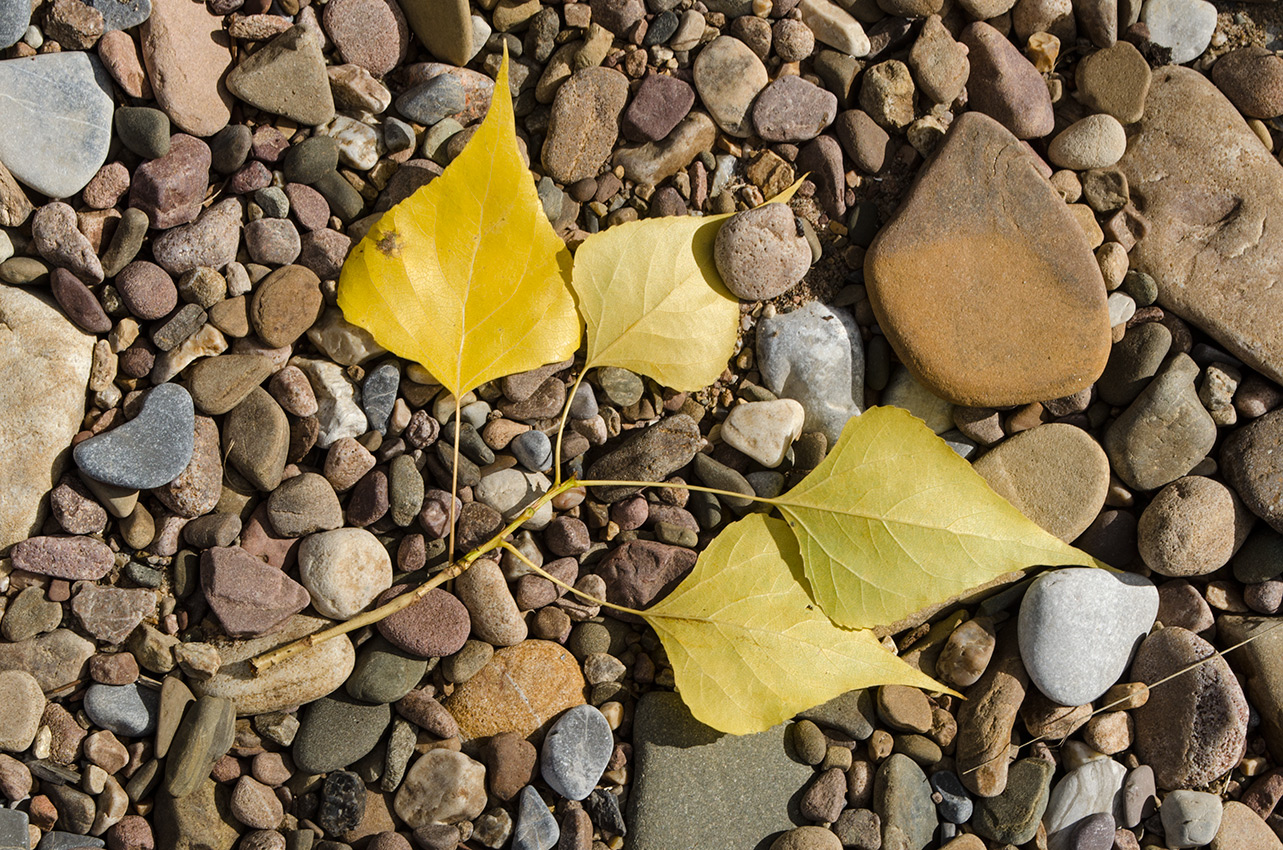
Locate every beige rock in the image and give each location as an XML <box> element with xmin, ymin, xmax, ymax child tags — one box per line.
<box><xmin>613</xmin><ymin>112</ymin><xmax>717</xmax><ymax>188</ymax></box>
<box><xmin>1212</xmin><ymin>801</ymin><xmax>1283</xmax><ymax>850</ymax></box>
<box><xmin>1119</xmin><ymin>66</ymin><xmax>1283</xmax><ymax>386</ymax></box>
<box><xmin>190</xmin><ymin>614</ymin><xmax>356</xmax><ymax>716</ymax></box>
<box><xmin>444</xmin><ymin>640</ymin><xmax>585</xmax><ymax>741</ymax></box>
<box><xmin>972</xmin><ymin>423</ymin><xmax>1109</xmax><ymax>542</ymax></box>
<box><xmin>139</xmin><ymin>0</ymin><xmax>233</xmax><ymax>136</ymax></box>
<box><xmin>865</xmin><ymin>112</ymin><xmax>1110</xmax><ymax>408</ymax></box>
<box><xmin>956</xmin><ymin>626</ymin><xmax>1027</xmax><ymax>796</ymax></box>
<box><xmin>0</xmin><ymin>286</ymin><xmax>93</xmax><ymax>553</ymax></box>
<box><xmin>393</xmin><ymin>750</ymin><xmax>487</xmax><ymax>827</ymax></box>
<box><xmin>400</xmin><ymin>0</ymin><xmax>473</xmax><ymax>66</ymax></box>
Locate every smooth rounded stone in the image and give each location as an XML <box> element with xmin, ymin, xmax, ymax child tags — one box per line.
<box><xmin>1141</xmin><ymin>0</ymin><xmax>1215</xmax><ymax>65</ymax></box>
<box><xmin>798</xmin><ymin>0</ymin><xmax>868</xmax><ymax>56</ymax></box>
<box><xmin>154</xmin><ymin>777</ymin><xmax>239</xmax><ymax>850</ymax></box>
<box><xmin>756</xmin><ymin>302</ymin><xmax>862</xmax><ymax>445</ymax></box>
<box><xmin>510</xmin><ymin>431</ymin><xmax>553</xmax><ymax>472</ymax></box>
<box><xmin>164</xmin><ymin>694</ymin><xmax>236</xmax><ymax>798</ymax></box>
<box><xmin>1213</xmin><ymin>47</ymin><xmax>1283</xmax><ymax>120</ymax></box>
<box><xmin>1138</xmin><ymin>476</ymin><xmax>1251</xmax><ymax>577</ymax></box>
<box><xmin>1132</xmin><ymin>626</ymin><xmax>1249</xmax><ymax>790</ymax></box>
<box><xmin>865</xmin><ymin>111</ymin><xmax>1108</xmax><ymax>408</ymax></box>
<box><xmin>150</xmin><ymin>414</ymin><xmax>219</xmax><ymax>519</ymax></box>
<box><xmin>972</xmin><ymin>424</ymin><xmax>1109</xmax><ymax>542</ymax></box>
<box><xmin>395</xmin><ymin>749</ymin><xmax>487</xmax><ymax>827</ymax></box>
<box><xmin>229</xmin><ymin>776</ymin><xmax>282</xmax><ymax>830</ymax></box>
<box><xmin>325</xmin><ymin>0</ymin><xmax>408</xmax><ymax>75</ymax></box>
<box><xmin>83</xmin><ymin>683</ymin><xmax>159</xmax><ymax>738</ymax></box>
<box><xmin>244</xmin><ymin>218</ymin><xmax>301</xmax><ymax>265</ymax></box>
<box><xmin>298</xmin><ymin>527</ymin><xmax>392</xmax><ymax>620</ymax></box>
<box><xmin>224</xmin><ymin>387</ymin><xmax>289</xmax><ymax>492</ymax></box>
<box><xmin>715</xmin><ymin>204</ymin><xmax>811</xmax><ymax>301</ymax></box>
<box><xmin>201</xmin><ymin>546</ymin><xmax>310</xmax><ymax>638</ymax></box>
<box><xmin>693</xmin><ymin>36</ymin><xmax>768</xmax><ymax>138</ymax></box>
<box><xmin>0</xmin><ymin>671</ymin><xmax>42</xmax><ymax>752</ymax></box>
<box><xmin>443</xmin><ymin>639</ymin><xmax>494</xmax><ymax>684</ymax></box>
<box><xmin>955</xmin><ymin>627</ymin><xmax>1028</xmax><ymax>797</ymax></box>
<box><xmin>346</xmin><ymin>636</ymin><xmax>428</xmax><ymax>704</ymax></box>
<box><xmin>908</xmin><ymin>15</ymin><xmax>968</xmax><ymax>106</ymax></box>
<box><xmin>972</xmin><ymin>757</ymin><xmax>1053</xmax><ymax>844</ymax></box>
<box><xmin>397</xmin><ymin>74</ymin><xmax>465</xmax><ymax>126</ymax></box>
<box><xmin>799</xmin><ymin>767</ymin><xmax>847</xmax><ymax>822</ymax></box>
<box><xmin>1221</xmin><ymin>409</ymin><xmax>1283</xmax><ymax>532</ymax></box>
<box><xmin>621</xmin><ymin>74</ymin><xmax>694</xmax><ymax>143</ymax></box>
<box><xmin>935</xmin><ymin>617</ymin><xmax>997</xmax><ymax>689</ymax></box>
<box><xmin>1018</xmin><ymin>568</ymin><xmax>1157</xmax><ymax>706</ymax></box>
<box><xmin>0</xmin><ymin>52</ymin><xmax>114</xmax><ymax>198</ymax></box>
<box><xmin>873</xmin><ymin>753</ymin><xmax>937</xmax><ymax>850</ymax></box>
<box><xmin>116</xmin><ymin>261</ymin><xmax>177</xmax><ymax>320</ymax></box>
<box><xmin>1162</xmin><ymin>790</ymin><xmax>1223</xmax><ymax>848</ymax></box>
<box><xmin>305</xmin><ymin>308</ymin><xmax>386</xmax><ymax>367</ymax></box>
<box><xmin>1047</xmin><ymin>114</ymin><xmax>1126</xmax><ymax>171</ymax></box>
<box><xmin>139</xmin><ymin>0</ymin><xmax>231</xmax><ymax>136</ymax></box>
<box><xmin>0</xmin><ymin>629</ymin><xmax>94</xmax><ymax>692</ymax></box>
<box><xmin>292</xmin><ymin>693</ymin><xmax>390</xmax><ymax>773</ymax></box>
<box><xmin>0</xmin><ymin>0</ymin><xmax>28</xmax><ymax>49</ymax></box>
<box><xmin>376</xmin><ymin>585</ymin><xmax>471</xmax><ymax>658</ymax></box>
<box><xmin>540</xmin><ymin>705</ymin><xmax>613</xmax><ymax>801</ymax></box>
<box><xmin>542</xmin><ymin>66</ymin><xmax>628</xmax><ymax>185</ymax></box>
<box><xmin>443</xmin><ymin>640</ymin><xmax>586</xmax><ymax>741</ymax></box>
<box><xmin>316</xmin><ymin>770</ymin><xmax>366</xmax><ymax>836</ymax></box>
<box><xmin>1104</xmin><ymin>353</ymin><xmax>1216</xmax><ymax>491</ymax></box>
<box><xmin>1096</xmin><ymin>321</ymin><xmax>1172</xmax><ymax>407</ymax></box>
<box><xmin>190</xmin><ymin>614</ymin><xmax>356</xmax><ymax>716</ymax></box>
<box><xmin>1213</xmin><ymin>801</ymin><xmax>1283</xmax><ymax>850</ymax></box>
<box><xmin>1041</xmin><ymin>757</ymin><xmax>1126</xmax><ymax>850</ymax></box>
<box><xmin>513</xmin><ymin>785</ymin><xmax>558</xmax><ymax>850</ymax></box>
<box><xmin>250</xmin><ymin>265</ymin><xmax>323</xmax><ymax>348</ymax></box>
<box><xmin>770</xmin><ymin>826</ymin><xmax>841</xmax><ymax>850</ymax></box>
<box><xmin>149</xmin><ymin>198</ymin><xmax>241</xmax><ymax>277</ymax></box>
<box><xmin>1075</xmin><ymin>41</ymin><xmax>1150</xmax><ymax>125</ymax></box>
<box><xmin>10</xmin><ymin>535</ymin><xmax>113</xmax><ymax>580</ymax></box>
<box><xmin>1119</xmin><ymin>68</ymin><xmax>1283</xmax><ymax>387</ymax></box>
<box><xmin>0</xmin><ymin>286</ymin><xmax>92</xmax><ymax>551</ymax></box>
<box><xmin>752</xmin><ymin>76</ymin><xmax>837</xmax><ymax>143</ymax></box>
<box><xmin>859</xmin><ymin>60</ymin><xmax>915</xmax><ymax>131</ymax></box>
<box><xmin>186</xmin><ymin>354</ymin><xmax>274</xmax><ymax>416</ymax></box>
<box><xmin>2</xmin><ymin>586</ymin><xmax>61</xmax><ymax>641</ymax></box>
<box><xmin>71</xmin><ymin>584</ymin><xmax>155</xmax><ymax>643</ymax></box>
<box><xmin>960</xmin><ymin>22</ymin><xmax>1053</xmax><ymax>139</ymax></box>
<box><xmin>225</xmin><ymin>26</ymin><xmax>334</xmax><ymax>126</ymax></box>
<box><xmin>455</xmin><ymin>557</ymin><xmax>527</xmax><ymax>646</ymax></box>
<box><xmin>47</xmin><ymin>268</ymin><xmax>108</xmax><ymax>335</ymax></box>
<box><xmin>266</xmin><ymin>472</ymin><xmax>343</xmax><ymax>537</ymax></box>
<box><xmin>721</xmin><ymin>399</ymin><xmax>805</xmax><ymax>469</ymax></box>
<box><xmin>585</xmin><ymin>414</ymin><xmax>703</xmax><ymax>502</ymax></box>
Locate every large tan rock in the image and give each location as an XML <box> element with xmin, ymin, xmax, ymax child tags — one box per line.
<box><xmin>0</xmin><ymin>285</ymin><xmax>93</xmax><ymax>553</ymax></box>
<box><xmin>443</xmin><ymin>640</ymin><xmax>585</xmax><ymax>742</ymax></box>
<box><xmin>1119</xmin><ymin>66</ymin><xmax>1283</xmax><ymax>386</ymax></box>
<box><xmin>139</xmin><ymin>0</ymin><xmax>233</xmax><ymax>136</ymax></box>
<box><xmin>865</xmin><ymin>112</ymin><xmax>1110</xmax><ymax>407</ymax></box>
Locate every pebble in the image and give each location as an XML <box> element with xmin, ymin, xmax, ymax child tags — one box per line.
<box><xmin>1047</xmin><ymin>114</ymin><xmax>1127</xmax><ymax>170</ymax></box>
<box><xmin>694</xmin><ymin>36</ymin><xmax>768</xmax><ymax>138</ymax></box>
<box><xmin>84</xmin><ymin>683</ymin><xmax>159</xmax><ymax>738</ymax></box>
<box><xmin>292</xmin><ymin>692</ymin><xmax>390</xmax><ymax>773</ymax></box>
<box><xmin>513</xmin><ymin>785</ymin><xmax>559</xmax><ymax>850</ymax></box>
<box><xmin>1132</xmin><ymin>626</ymin><xmax>1249</xmax><ymax>789</ymax></box>
<box><xmin>1097</xmin><ymin>321</ymin><xmax>1171</xmax><ymax>407</ymax></box>
<box><xmin>543</xmin><ymin>67</ymin><xmax>628</xmax><ymax>185</ymax></box>
<box><xmin>10</xmin><ymin>535</ymin><xmax>113</xmax><ymax>580</ymax></box>
<box><xmin>541</xmin><ymin>705</ymin><xmax>613</xmax><ymax>801</ymax></box>
<box><xmin>972</xmin><ymin>757</ymin><xmax>1053</xmax><ymax>844</ymax></box>
<box><xmin>323</xmin><ymin>0</ymin><xmax>408</xmax><ymax>76</ymax></box>
<box><xmin>0</xmin><ymin>0</ymin><xmax>28</xmax><ymax>49</ymax></box>
<box><xmin>621</xmin><ymin>74</ymin><xmax>694</xmax><ymax>143</ymax></box>
<box><xmin>201</xmin><ymin>546</ymin><xmax>310</xmax><ymax>638</ymax></box>
<box><xmin>250</xmin><ymin>264</ymin><xmax>323</xmax><ymax>348</ymax></box>
<box><xmin>1214</xmin><ymin>47</ymin><xmax>1283</xmax><ymax>120</ymax></box>
<box><xmin>1042</xmin><ymin>757</ymin><xmax>1126</xmax><ymax>850</ymax></box>
<box><xmin>140</xmin><ymin>0</ymin><xmax>232</xmax><ymax>136</ymax></box>
<box><xmin>956</xmin><ymin>628</ymin><xmax>1027</xmax><ymax>797</ymax></box>
<box><xmin>116</xmin><ymin>261</ymin><xmax>177</xmax><ymax>320</ymax></box>
<box><xmin>1214</xmin><ymin>801</ymin><xmax>1283</xmax><ymax>850</ymax></box>
<box><xmin>298</xmin><ymin>527</ymin><xmax>393</xmax><ymax>620</ymax></box>
<box><xmin>34</xmin><ymin>201</ymin><xmax>104</xmax><ymax>283</ymax></box>
<box><xmin>1221</xmin><ymin>409</ymin><xmax>1283</xmax><ymax>532</ymax></box>
<box><xmin>961</xmin><ymin>22</ymin><xmax>1053</xmax><ymax>139</ymax></box>
<box><xmin>798</xmin><ymin>0</ymin><xmax>868</xmax><ymax>57</ymax></box>
<box><xmin>114</xmin><ymin>105</ymin><xmax>171</xmax><ymax>161</ymax></box>
<box><xmin>394</xmin><ymin>750</ymin><xmax>488</xmax><ymax>827</ymax></box>
<box><xmin>756</xmin><ymin>302</ymin><xmax>862</xmax><ymax>444</ymax></box>
<box><xmin>715</xmin><ymin>204</ymin><xmax>811</xmax><ymax>301</ymax></box>
<box><xmin>0</xmin><ymin>670</ymin><xmax>42</xmax><ymax>753</ymax></box>
<box><xmin>163</xmin><ymin>694</ymin><xmax>236</xmax><ymax>798</ymax></box>
<box><xmin>2</xmin><ymin>587</ymin><xmax>61</xmax><ymax>641</ymax></box>
<box><xmin>586</xmin><ymin>414</ymin><xmax>702</xmax><ymax>502</ymax></box>
<box><xmin>151</xmin><ymin>197</ymin><xmax>242</xmax><ymax>275</ymax></box>
<box><xmin>377</xmin><ymin>585</ymin><xmax>471</xmax><ymax>658</ymax></box>
<box><xmin>223</xmin><ymin>387</ymin><xmax>289</xmax><ymax>492</ymax></box>
<box><xmin>909</xmin><ymin>15</ymin><xmax>968</xmax><ymax>106</ymax></box>
<box><xmin>1141</xmin><ymin>0</ymin><xmax>1215</xmax><ymax>64</ymax></box>
<box><xmin>71</xmin><ymin>584</ymin><xmax>155</xmax><ymax>643</ymax></box>
<box><xmin>1162</xmin><ymin>790</ymin><xmax>1223</xmax><ymax>848</ymax></box>
<box><xmin>0</xmin><ymin>52</ymin><xmax>114</xmax><ymax>198</ymax></box>
<box><xmin>1138</xmin><ymin>476</ymin><xmax>1251</xmax><ymax>576</ymax></box>
<box><xmin>752</xmin><ymin>76</ymin><xmax>837</xmax><ymax>143</ymax></box>
<box><xmin>721</xmin><ymin>398</ymin><xmax>805</xmax><ymax>469</ymax></box>
<box><xmin>874</xmin><ymin>753</ymin><xmax>937</xmax><ymax>850</ymax></box>
<box><xmin>347</xmin><ymin>636</ymin><xmax>427</xmax><ymax>704</ymax></box>
<box><xmin>444</xmin><ymin>639</ymin><xmax>585</xmax><ymax>741</ymax></box>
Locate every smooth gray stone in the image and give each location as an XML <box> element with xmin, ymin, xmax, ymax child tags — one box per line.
<box><xmin>293</xmin><ymin>693</ymin><xmax>390</xmax><ymax>774</ymax></box>
<box><xmin>511</xmin><ymin>430</ymin><xmax>553</xmax><ymax>472</ymax></box>
<box><xmin>362</xmin><ymin>363</ymin><xmax>399</xmax><ymax>434</ymax></box>
<box><xmin>0</xmin><ymin>809</ymin><xmax>27</xmax><ymax>850</ymax></box>
<box><xmin>37</xmin><ymin>832</ymin><xmax>103</xmax><ymax>850</ymax></box>
<box><xmin>74</xmin><ymin>382</ymin><xmax>195</xmax><ymax>489</ymax></box>
<box><xmin>0</xmin><ymin>52</ymin><xmax>113</xmax><ymax>198</ymax></box>
<box><xmin>541</xmin><ymin>704</ymin><xmax>613</xmax><ymax>801</ymax></box>
<box><xmin>513</xmin><ymin>785</ymin><xmax>559</xmax><ymax>850</ymax></box>
<box><xmin>84</xmin><ymin>0</ymin><xmax>150</xmax><ymax>30</ymax></box>
<box><xmin>0</xmin><ymin>0</ymin><xmax>29</xmax><ymax>50</ymax></box>
<box><xmin>874</xmin><ymin>753</ymin><xmax>937</xmax><ymax>850</ymax></box>
<box><xmin>798</xmin><ymin>689</ymin><xmax>875</xmax><ymax>740</ymax></box>
<box><xmin>83</xmin><ymin>683</ymin><xmax>160</xmax><ymax>737</ymax></box>
<box><xmin>756</xmin><ymin>301</ymin><xmax>864</xmax><ymax>445</ymax></box>
<box><xmin>627</xmin><ymin>692</ymin><xmax>811</xmax><ymax>850</ymax></box>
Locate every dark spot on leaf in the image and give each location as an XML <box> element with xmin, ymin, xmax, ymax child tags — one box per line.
<box><xmin>375</xmin><ymin>229</ymin><xmax>404</xmax><ymax>257</ymax></box>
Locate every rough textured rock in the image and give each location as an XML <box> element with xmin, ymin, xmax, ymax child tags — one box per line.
<box><xmin>443</xmin><ymin>640</ymin><xmax>585</xmax><ymax>741</ymax></box>
<box><xmin>1119</xmin><ymin>66</ymin><xmax>1283</xmax><ymax>386</ymax></box>
<box><xmin>0</xmin><ymin>286</ymin><xmax>93</xmax><ymax>553</ymax></box>
<box><xmin>865</xmin><ymin>112</ymin><xmax>1110</xmax><ymax>407</ymax></box>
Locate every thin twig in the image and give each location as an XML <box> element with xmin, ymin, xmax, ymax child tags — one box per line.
<box><xmin>499</xmin><ymin>540</ymin><xmax>645</xmax><ymax>617</ymax></box>
<box><xmin>576</xmin><ymin>477</ymin><xmax>780</xmax><ymax>506</ymax></box>
<box><xmin>554</xmin><ymin>368</ymin><xmax>589</xmax><ymax>489</ymax></box>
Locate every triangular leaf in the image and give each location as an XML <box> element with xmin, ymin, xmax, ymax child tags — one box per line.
<box><xmin>643</xmin><ymin>512</ymin><xmax>947</xmax><ymax>735</ymax></box>
<box><xmin>570</xmin><ymin>183</ymin><xmax>801</xmax><ymax>392</ymax></box>
<box><xmin>336</xmin><ymin>55</ymin><xmax>580</xmax><ymax>397</ymax></box>
<box><xmin>774</xmin><ymin>406</ymin><xmax>1103</xmax><ymax>630</ymax></box>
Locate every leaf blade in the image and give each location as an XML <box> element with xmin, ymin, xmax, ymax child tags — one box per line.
<box><xmin>643</xmin><ymin>513</ymin><xmax>947</xmax><ymax>735</ymax></box>
<box><xmin>775</xmin><ymin>406</ymin><xmax>1103</xmax><ymax>630</ymax></box>
<box><xmin>336</xmin><ymin>56</ymin><xmax>580</xmax><ymax>397</ymax></box>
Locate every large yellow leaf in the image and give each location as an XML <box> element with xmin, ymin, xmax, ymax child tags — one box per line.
<box><xmin>336</xmin><ymin>55</ymin><xmax>580</xmax><ymax>397</ymax></box>
<box><xmin>570</xmin><ymin>184</ymin><xmax>800</xmax><ymax>392</ymax></box>
<box><xmin>774</xmin><ymin>406</ymin><xmax>1103</xmax><ymax>630</ymax></box>
<box><xmin>643</xmin><ymin>512</ymin><xmax>946</xmax><ymax>735</ymax></box>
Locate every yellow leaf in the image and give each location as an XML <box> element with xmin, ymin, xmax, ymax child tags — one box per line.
<box><xmin>774</xmin><ymin>406</ymin><xmax>1103</xmax><ymax>630</ymax></box>
<box><xmin>336</xmin><ymin>55</ymin><xmax>580</xmax><ymax>397</ymax></box>
<box><xmin>643</xmin><ymin>513</ymin><xmax>947</xmax><ymax>735</ymax></box>
<box><xmin>570</xmin><ymin>182</ymin><xmax>803</xmax><ymax>392</ymax></box>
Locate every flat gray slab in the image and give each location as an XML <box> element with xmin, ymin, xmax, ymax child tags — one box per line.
<box><xmin>627</xmin><ymin>692</ymin><xmax>812</xmax><ymax>850</ymax></box>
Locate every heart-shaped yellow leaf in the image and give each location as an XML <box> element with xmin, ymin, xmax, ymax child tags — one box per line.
<box><xmin>336</xmin><ymin>55</ymin><xmax>580</xmax><ymax>397</ymax></box>
<box><xmin>643</xmin><ymin>512</ymin><xmax>946</xmax><ymax>735</ymax></box>
<box><xmin>774</xmin><ymin>406</ymin><xmax>1104</xmax><ymax>630</ymax></box>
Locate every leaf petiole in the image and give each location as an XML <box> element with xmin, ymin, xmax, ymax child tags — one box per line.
<box><xmin>499</xmin><ymin>541</ymin><xmax>645</xmax><ymax>617</ymax></box>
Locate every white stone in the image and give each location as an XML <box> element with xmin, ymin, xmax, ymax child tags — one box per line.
<box><xmin>297</xmin><ymin>527</ymin><xmax>393</xmax><ymax>620</ymax></box>
<box><xmin>798</xmin><ymin>0</ymin><xmax>869</xmax><ymax>57</ymax></box>
<box><xmin>1141</xmin><ymin>0</ymin><xmax>1216</xmax><ymax>65</ymax></box>
<box><xmin>0</xmin><ymin>230</ymin><xmax>12</xmax><ymax>263</ymax></box>
<box><xmin>1107</xmin><ymin>291</ymin><xmax>1136</xmax><ymax>327</ymax></box>
<box><xmin>293</xmin><ymin>356</ymin><xmax>366</xmax><ymax>448</ymax></box>
<box><xmin>151</xmin><ymin>324</ymin><xmax>228</xmax><ymax>383</ymax></box>
<box><xmin>317</xmin><ymin>114</ymin><xmax>381</xmax><ymax>170</ymax></box>
<box><xmin>474</xmin><ymin>468</ymin><xmax>553</xmax><ymax>530</ymax></box>
<box><xmin>394</xmin><ymin>749</ymin><xmax>487</xmax><ymax>827</ymax></box>
<box><xmin>882</xmin><ymin>366</ymin><xmax>954</xmax><ymax>435</ymax></box>
<box><xmin>722</xmin><ymin>399</ymin><xmax>805</xmax><ymax>468</ymax></box>
<box><xmin>1042</xmin><ymin>757</ymin><xmax>1127</xmax><ymax>850</ymax></box>
<box><xmin>1161</xmin><ymin>790</ymin><xmax>1223</xmax><ymax>848</ymax></box>
<box><xmin>1018</xmin><ymin>567</ymin><xmax>1158</xmax><ymax>706</ymax></box>
<box><xmin>1047</xmin><ymin>114</ymin><xmax>1127</xmax><ymax>170</ymax></box>
<box><xmin>305</xmin><ymin>308</ymin><xmax>387</xmax><ymax>366</ymax></box>
<box><xmin>0</xmin><ymin>285</ymin><xmax>94</xmax><ymax>552</ymax></box>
